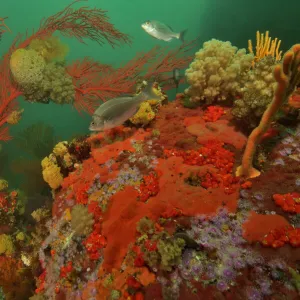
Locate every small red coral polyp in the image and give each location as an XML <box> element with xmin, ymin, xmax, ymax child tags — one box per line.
<box><xmin>261</xmin><ymin>225</ymin><xmax>300</xmax><ymax>248</ymax></box>
<box><xmin>203</xmin><ymin>106</ymin><xmax>225</xmax><ymax>122</ymax></box>
<box><xmin>273</xmin><ymin>193</ymin><xmax>300</xmax><ymax>213</ymax></box>
<box><xmin>127</xmin><ymin>276</ymin><xmax>142</xmax><ymax>289</ymax></box>
<box><xmin>0</xmin><ymin>193</ymin><xmax>8</xmax><ymax>211</ymax></box>
<box><xmin>88</xmin><ymin>201</ymin><xmax>103</xmax><ymax>220</ymax></box>
<box><xmin>138</xmin><ymin>172</ymin><xmax>160</xmax><ymax>202</ymax></box>
<box><xmin>75</xmin><ymin>183</ymin><xmax>90</xmax><ymax>205</ymax></box>
<box><xmin>83</xmin><ymin>231</ymin><xmax>107</xmax><ymax>260</ymax></box>
<box><xmin>200</xmin><ymin>172</ymin><xmax>220</xmax><ymax>189</ymax></box>
<box><xmin>60</xmin><ymin>261</ymin><xmax>73</xmax><ymax>278</ymax></box>
<box><xmin>161</xmin><ymin>207</ymin><xmax>183</xmax><ymax>219</ymax></box>
<box><xmin>144</xmin><ymin>240</ymin><xmax>157</xmax><ymax>252</ymax></box>
<box><xmin>134</xmin><ymin>253</ymin><xmax>145</xmax><ymax>267</ymax></box>
<box><xmin>240</xmin><ymin>181</ymin><xmax>252</xmax><ymax>189</ymax></box>
<box><xmin>35</xmin><ymin>270</ymin><xmax>46</xmax><ymax>294</ymax></box>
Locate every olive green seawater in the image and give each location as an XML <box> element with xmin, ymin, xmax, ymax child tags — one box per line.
<box><xmin>0</xmin><ymin>0</ymin><xmax>299</xmax><ymax>190</ymax></box>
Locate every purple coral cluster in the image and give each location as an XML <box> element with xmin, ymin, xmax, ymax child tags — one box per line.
<box><xmin>87</xmin><ymin>163</ymin><xmax>143</xmax><ymax>206</ymax></box>
<box><xmin>156</xmin><ymin>205</ymin><xmax>296</xmax><ymax>299</ymax></box>
<box><xmin>183</xmin><ymin>208</ymin><xmax>264</xmax><ymax>291</ymax></box>
<box><xmin>273</xmin><ymin>132</ymin><xmax>300</xmax><ymax>165</ymax></box>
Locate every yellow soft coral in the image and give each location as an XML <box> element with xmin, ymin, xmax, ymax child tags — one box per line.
<box><xmin>130</xmin><ymin>102</ymin><xmax>156</xmax><ymax>125</ymax></box>
<box><xmin>10</xmin><ymin>48</ymin><xmax>46</xmax><ymax>86</ymax></box>
<box><xmin>53</xmin><ymin>141</ymin><xmax>68</xmax><ymax>157</ymax></box>
<box><xmin>41</xmin><ymin>155</ymin><xmax>63</xmax><ymax>189</ymax></box>
<box><xmin>52</xmin><ymin>141</ymin><xmax>74</xmax><ymax>168</ymax></box>
<box><xmin>0</xmin><ymin>234</ymin><xmax>14</xmax><ymax>255</ymax></box>
<box><xmin>31</xmin><ymin>208</ymin><xmax>50</xmax><ymax>222</ymax></box>
<box><xmin>29</xmin><ymin>36</ymin><xmax>69</xmax><ymax>62</ymax></box>
<box><xmin>16</xmin><ymin>232</ymin><xmax>25</xmax><ymax>241</ymax></box>
<box><xmin>130</xmin><ymin>82</ymin><xmax>164</xmax><ymax>126</ymax></box>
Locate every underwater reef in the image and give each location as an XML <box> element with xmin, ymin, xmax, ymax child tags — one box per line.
<box><xmin>0</xmin><ymin>1</ymin><xmax>300</xmax><ymax>300</ymax></box>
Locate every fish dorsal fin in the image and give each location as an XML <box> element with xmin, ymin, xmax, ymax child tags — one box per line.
<box><xmin>166</xmin><ymin>24</ymin><xmax>173</xmax><ymax>31</ymax></box>
<box><xmin>154</xmin><ymin>21</ymin><xmax>174</xmax><ymax>32</ymax></box>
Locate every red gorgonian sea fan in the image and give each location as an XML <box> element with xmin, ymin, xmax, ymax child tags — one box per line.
<box><xmin>67</xmin><ymin>39</ymin><xmax>197</xmax><ymax>113</ymax></box>
<box><xmin>0</xmin><ymin>17</ymin><xmax>11</xmax><ymax>35</ymax></box>
<box><xmin>0</xmin><ymin>0</ymin><xmax>198</xmax><ymax>139</ymax></box>
<box><xmin>10</xmin><ymin>0</ymin><xmax>131</xmax><ymax>51</ymax></box>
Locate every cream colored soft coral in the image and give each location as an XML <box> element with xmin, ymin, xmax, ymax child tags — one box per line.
<box><xmin>185</xmin><ymin>39</ymin><xmax>254</xmax><ymax>103</ymax></box>
<box><xmin>71</xmin><ymin>204</ymin><xmax>94</xmax><ymax>237</ymax></box>
<box><xmin>231</xmin><ymin>56</ymin><xmax>278</xmax><ymax>128</ymax></box>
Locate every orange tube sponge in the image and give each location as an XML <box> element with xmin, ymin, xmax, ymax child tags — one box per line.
<box><xmin>236</xmin><ymin>44</ymin><xmax>300</xmax><ymax>179</ymax></box>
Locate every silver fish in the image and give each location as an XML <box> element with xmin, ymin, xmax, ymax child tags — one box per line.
<box><xmin>89</xmin><ymin>83</ymin><xmax>160</xmax><ymax>131</ymax></box>
<box><xmin>141</xmin><ymin>20</ymin><xmax>187</xmax><ymax>42</ymax></box>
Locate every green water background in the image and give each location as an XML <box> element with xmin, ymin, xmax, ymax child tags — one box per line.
<box><xmin>0</xmin><ymin>0</ymin><xmax>299</xmax><ymax>190</ymax></box>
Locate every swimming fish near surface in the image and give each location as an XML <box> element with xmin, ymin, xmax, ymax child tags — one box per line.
<box><xmin>89</xmin><ymin>83</ymin><xmax>160</xmax><ymax>131</ymax></box>
<box><xmin>141</xmin><ymin>20</ymin><xmax>187</xmax><ymax>42</ymax></box>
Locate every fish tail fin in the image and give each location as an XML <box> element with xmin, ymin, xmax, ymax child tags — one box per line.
<box><xmin>140</xmin><ymin>82</ymin><xmax>161</xmax><ymax>102</ymax></box>
<box><xmin>178</xmin><ymin>29</ymin><xmax>188</xmax><ymax>43</ymax></box>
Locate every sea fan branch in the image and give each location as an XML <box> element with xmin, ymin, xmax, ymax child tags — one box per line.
<box><xmin>11</xmin><ymin>0</ymin><xmax>131</xmax><ymax>51</ymax></box>
<box><xmin>67</xmin><ymin>40</ymin><xmax>197</xmax><ymax>113</ymax></box>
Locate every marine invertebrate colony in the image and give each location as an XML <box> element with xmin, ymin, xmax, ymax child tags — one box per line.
<box><xmin>28</xmin><ymin>95</ymin><xmax>300</xmax><ymax>299</ymax></box>
<box><xmin>1</xmin><ymin>1</ymin><xmax>300</xmax><ymax>298</ymax></box>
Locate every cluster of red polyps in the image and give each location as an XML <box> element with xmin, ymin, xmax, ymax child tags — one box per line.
<box><xmin>273</xmin><ymin>193</ymin><xmax>300</xmax><ymax>213</ymax></box>
<box><xmin>83</xmin><ymin>204</ymin><xmax>106</xmax><ymax>260</ymax></box>
<box><xmin>0</xmin><ymin>191</ymin><xmax>16</xmax><ymax>213</ymax></box>
<box><xmin>75</xmin><ymin>182</ymin><xmax>90</xmax><ymax>205</ymax></box>
<box><xmin>35</xmin><ymin>269</ymin><xmax>46</xmax><ymax>294</ymax></box>
<box><xmin>200</xmin><ymin>172</ymin><xmax>220</xmax><ymax>189</ymax></box>
<box><xmin>164</xmin><ymin>140</ymin><xmax>235</xmax><ymax>175</ymax></box>
<box><xmin>133</xmin><ymin>221</ymin><xmax>162</xmax><ymax>268</ymax></box>
<box><xmin>196</xmin><ymin>171</ymin><xmax>239</xmax><ymax>194</ymax></box>
<box><xmin>83</xmin><ymin>230</ymin><xmax>107</xmax><ymax>260</ymax></box>
<box><xmin>161</xmin><ymin>207</ymin><xmax>183</xmax><ymax>219</ymax></box>
<box><xmin>203</xmin><ymin>106</ymin><xmax>226</xmax><ymax>122</ymax></box>
<box><xmin>261</xmin><ymin>225</ymin><xmax>300</xmax><ymax>248</ymax></box>
<box><xmin>133</xmin><ymin>245</ymin><xmax>145</xmax><ymax>268</ymax></box>
<box><xmin>124</xmin><ymin>276</ymin><xmax>145</xmax><ymax>300</ymax></box>
<box><xmin>59</xmin><ymin>261</ymin><xmax>73</xmax><ymax>278</ymax></box>
<box><xmin>138</xmin><ymin>172</ymin><xmax>160</xmax><ymax>202</ymax></box>
<box><xmin>0</xmin><ymin>192</ymin><xmax>8</xmax><ymax>212</ymax></box>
